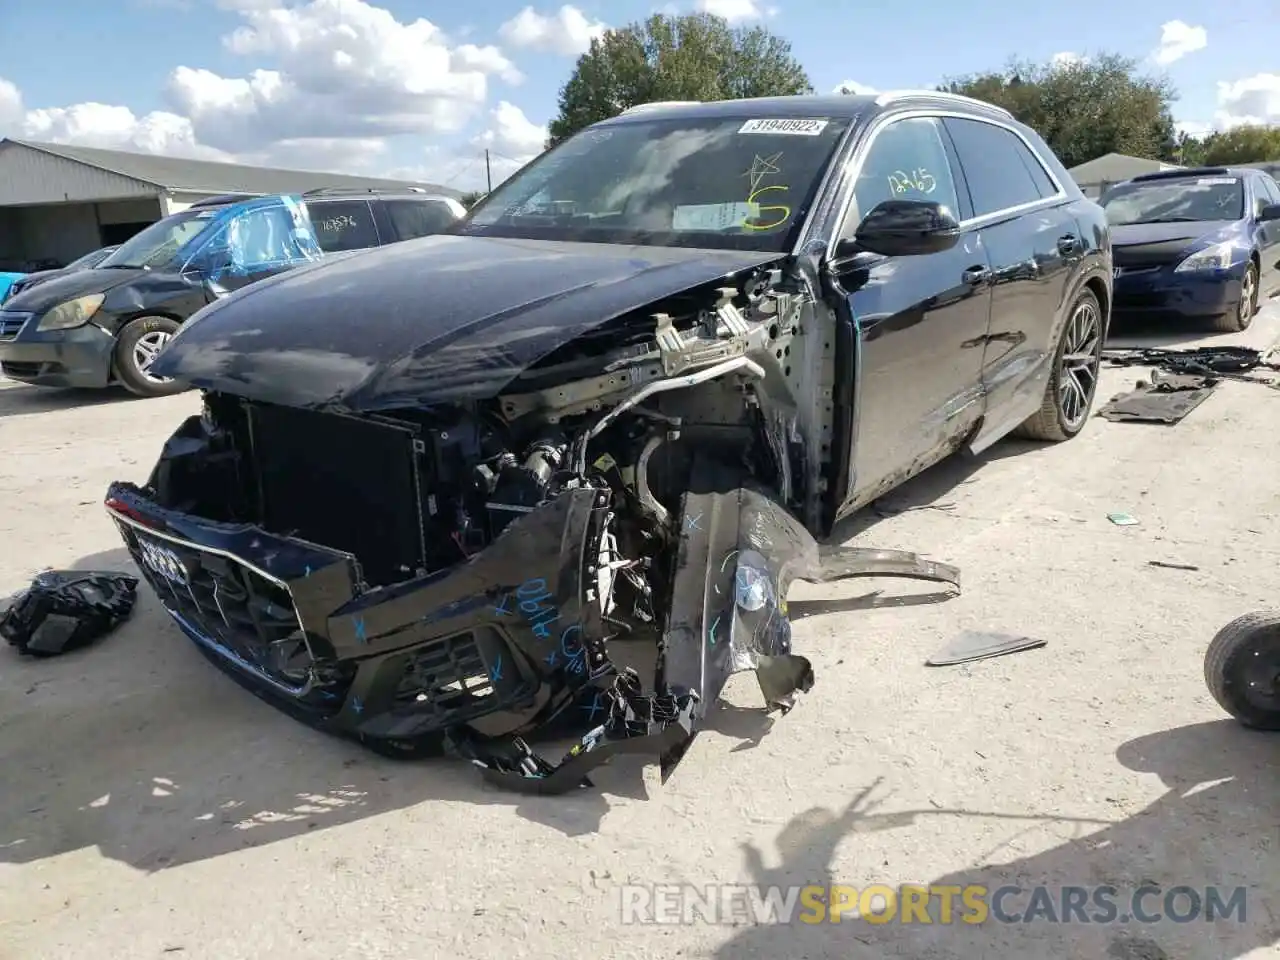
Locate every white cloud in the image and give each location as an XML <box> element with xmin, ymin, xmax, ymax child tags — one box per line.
<box><xmin>0</xmin><ymin>77</ymin><xmax>24</xmax><ymax>132</ymax></box>
<box><xmin>16</xmin><ymin>98</ymin><xmax>230</xmax><ymax>159</ymax></box>
<box><xmin>1174</xmin><ymin>119</ymin><xmax>1211</xmax><ymax>139</ymax></box>
<box><xmin>1051</xmin><ymin>51</ymin><xmax>1087</xmax><ymax>67</ymax></box>
<box><xmin>695</xmin><ymin>0</ymin><xmax>773</xmax><ymax>21</ymax></box>
<box><xmin>239</xmin><ymin>136</ymin><xmax>390</xmax><ymax>172</ymax></box>
<box><xmin>168</xmin><ymin>0</ymin><xmax>517</xmax><ymax>153</ymax></box>
<box><xmin>832</xmin><ymin>80</ymin><xmax>876</xmax><ymax>96</ymax></box>
<box><xmin>498</xmin><ymin>5</ymin><xmax>608</xmax><ymax>57</ymax></box>
<box><xmin>1174</xmin><ymin>73</ymin><xmax>1280</xmax><ymax>137</ymax></box>
<box><xmin>472</xmin><ymin>101</ymin><xmax>548</xmax><ymax>157</ymax></box>
<box><xmin>1214</xmin><ymin>72</ymin><xmax>1280</xmax><ymax>128</ymax></box>
<box><xmin>1</xmin><ymin>0</ymin><xmax>529</xmax><ymax>183</ymax></box>
<box><xmin>386</xmin><ymin>102</ymin><xmax>550</xmax><ymax>193</ymax></box>
<box><xmin>1153</xmin><ymin>20</ymin><xmax>1207</xmax><ymax>66</ymax></box>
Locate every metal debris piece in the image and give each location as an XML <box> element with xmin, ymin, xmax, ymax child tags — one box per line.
<box><xmin>1101</xmin><ymin>345</ymin><xmax>1280</xmax><ymax>384</ymax></box>
<box><xmin>1107</xmin><ymin>512</ymin><xmax>1140</xmax><ymax>526</ymax></box>
<box><xmin>1</xmin><ymin>570</ymin><xmax>139</xmax><ymax>657</ymax></box>
<box><xmin>1097</xmin><ymin>371</ymin><xmax>1220</xmax><ymax>424</ymax></box>
<box><xmin>925</xmin><ymin>630</ymin><xmax>1046</xmax><ymax>666</ymax></box>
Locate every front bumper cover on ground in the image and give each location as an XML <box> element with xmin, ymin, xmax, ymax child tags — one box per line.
<box><xmin>105</xmin><ymin>477</ymin><xmax>959</xmax><ymax>795</ymax></box>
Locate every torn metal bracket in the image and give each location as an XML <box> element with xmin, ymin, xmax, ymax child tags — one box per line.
<box><xmin>804</xmin><ymin>545</ymin><xmax>961</xmax><ymax>590</ymax></box>
<box><xmin>455</xmin><ymin>669</ymin><xmax>700</xmax><ymax>795</ymax></box>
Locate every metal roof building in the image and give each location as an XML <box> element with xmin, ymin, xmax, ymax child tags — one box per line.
<box><xmin>0</xmin><ymin>138</ymin><xmax>458</xmax><ymax>271</ymax></box>
<box><xmin>1067</xmin><ymin>153</ymin><xmax>1184</xmax><ymax>198</ymax></box>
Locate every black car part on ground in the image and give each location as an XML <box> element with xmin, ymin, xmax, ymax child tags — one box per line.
<box><xmin>1</xmin><ymin>570</ymin><xmax>139</xmax><ymax>657</ymax></box>
<box><xmin>1097</xmin><ymin>371</ymin><xmax>1222</xmax><ymax>424</ymax></box>
<box><xmin>1102</xmin><ymin>346</ymin><xmax>1280</xmax><ymax>384</ymax></box>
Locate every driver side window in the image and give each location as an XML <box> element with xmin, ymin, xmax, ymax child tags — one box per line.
<box><xmin>1258</xmin><ymin>174</ymin><xmax>1280</xmax><ymax>208</ymax></box>
<box><xmin>845</xmin><ymin>117</ymin><xmax>961</xmax><ymax>236</ymax></box>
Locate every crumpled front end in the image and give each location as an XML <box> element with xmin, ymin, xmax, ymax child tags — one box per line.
<box><xmin>486</xmin><ymin>470</ymin><xmax>961</xmax><ymax>794</ymax></box>
<box><xmin>105</xmin><ymin>256</ymin><xmax>961</xmax><ymax>795</ymax></box>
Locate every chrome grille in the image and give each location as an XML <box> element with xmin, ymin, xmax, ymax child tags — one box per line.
<box><xmin>0</xmin><ymin>311</ymin><xmax>32</xmax><ymax>340</ymax></box>
<box><xmin>112</xmin><ymin>514</ymin><xmax>313</xmax><ymax>696</ymax></box>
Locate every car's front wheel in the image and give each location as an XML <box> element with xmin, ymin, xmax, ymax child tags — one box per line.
<box><xmin>113</xmin><ymin>316</ymin><xmax>189</xmax><ymax>398</ymax></box>
<box><xmin>1211</xmin><ymin>260</ymin><xmax>1258</xmax><ymax>334</ymax></box>
<box><xmin>1013</xmin><ymin>287</ymin><xmax>1103</xmax><ymax>442</ymax></box>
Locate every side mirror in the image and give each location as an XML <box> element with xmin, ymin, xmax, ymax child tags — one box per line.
<box><xmin>1258</xmin><ymin>203</ymin><xmax>1280</xmax><ymax>222</ymax></box>
<box><xmin>838</xmin><ymin>199</ymin><xmax>962</xmax><ymax>260</ymax></box>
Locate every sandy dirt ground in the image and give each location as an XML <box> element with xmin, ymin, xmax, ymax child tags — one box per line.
<box><xmin>1</xmin><ymin>304</ymin><xmax>1278</xmax><ymax>960</ymax></box>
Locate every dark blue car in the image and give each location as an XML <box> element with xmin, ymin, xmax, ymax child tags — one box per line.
<box><xmin>1101</xmin><ymin>166</ymin><xmax>1280</xmax><ymax>332</ymax></box>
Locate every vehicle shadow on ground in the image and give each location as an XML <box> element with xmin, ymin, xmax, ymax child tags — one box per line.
<box><xmin>0</xmin><ymin>550</ymin><xmax>653</xmax><ymax>872</ymax></box>
<box><xmin>0</xmin><ymin>384</ymin><xmax>134</xmax><ymax>419</ymax></box>
<box><xmin>711</xmin><ymin>720</ymin><xmax>1279</xmax><ymax>960</ymax></box>
<box><xmin>1105</xmin><ymin>315</ymin><xmax>1241</xmax><ymax>349</ymax></box>
<box><xmin>831</xmin><ymin>437</ymin><xmax>1044</xmax><ymax>543</ymax></box>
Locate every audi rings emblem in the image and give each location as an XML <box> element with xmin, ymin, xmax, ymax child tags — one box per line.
<box><xmin>138</xmin><ymin>538</ymin><xmax>190</xmax><ymax>586</ymax></box>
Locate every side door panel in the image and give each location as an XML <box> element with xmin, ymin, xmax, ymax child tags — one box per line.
<box><xmin>1256</xmin><ymin>175</ymin><xmax>1280</xmax><ymax>295</ymax></box>
<box><xmin>941</xmin><ymin>117</ymin><xmax>1081</xmax><ymax>439</ymax></box>
<box><xmin>829</xmin><ymin>114</ymin><xmax>994</xmax><ymax>516</ymax></box>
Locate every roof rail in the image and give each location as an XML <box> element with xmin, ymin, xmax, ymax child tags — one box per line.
<box><xmin>301</xmin><ymin>186</ymin><xmax>432</xmax><ymax>197</ymax></box>
<box><xmin>1129</xmin><ymin>166</ymin><xmax>1228</xmax><ymax>182</ymax></box>
<box><xmin>620</xmin><ymin>100</ymin><xmax>702</xmax><ymax>115</ymax></box>
<box><xmin>189</xmin><ymin>193</ymin><xmax>257</xmax><ymax>208</ymax></box>
<box><xmin>874</xmin><ymin>89</ymin><xmax>1015</xmax><ymax>120</ymax></box>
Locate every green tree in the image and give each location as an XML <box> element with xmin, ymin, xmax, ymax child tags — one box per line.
<box><xmin>546</xmin><ymin>12</ymin><xmax>812</xmax><ymax>147</ymax></box>
<box><xmin>939</xmin><ymin>53</ymin><xmax>1179</xmax><ymax>169</ymax></box>
<box><xmin>1198</xmin><ymin>124</ymin><xmax>1280</xmax><ymax>165</ymax></box>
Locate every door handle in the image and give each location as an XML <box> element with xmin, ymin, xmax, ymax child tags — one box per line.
<box><xmin>961</xmin><ymin>265</ymin><xmax>991</xmax><ymax>285</ymax></box>
<box><xmin>1057</xmin><ymin>235</ymin><xmax>1081</xmax><ymax>255</ymax></box>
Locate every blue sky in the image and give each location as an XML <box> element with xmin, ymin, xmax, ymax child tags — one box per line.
<box><xmin>0</xmin><ymin>0</ymin><xmax>1275</xmax><ymax>191</ymax></box>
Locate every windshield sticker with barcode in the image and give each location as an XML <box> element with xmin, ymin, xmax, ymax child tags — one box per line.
<box><xmin>739</xmin><ymin>118</ymin><xmax>829</xmax><ymax>136</ymax></box>
<box><xmin>1197</xmin><ymin>178</ymin><xmax>1238</xmax><ymax>185</ymax></box>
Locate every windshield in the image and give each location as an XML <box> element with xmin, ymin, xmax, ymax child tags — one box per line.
<box><xmin>99</xmin><ymin>209</ymin><xmax>219</xmax><ymax>269</ymax></box>
<box><xmin>1101</xmin><ymin>177</ymin><xmax>1244</xmax><ymax>225</ymax></box>
<box><xmin>67</xmin><ymin>246</ymin><xmax>116</xmax><ymax>270</ymax></box>
<box><xmin>459</xmin><ymin>114</ymin><xmax>853</xmax><ymax>252</ymax></box>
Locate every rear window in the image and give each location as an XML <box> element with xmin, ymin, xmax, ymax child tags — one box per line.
<box><xmin>306</xmin><ymin>199</ymin><xmax>380</xmax><ymax>252</ymax></box>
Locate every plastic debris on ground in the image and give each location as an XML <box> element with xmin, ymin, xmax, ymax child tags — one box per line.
<box><xmin>1</xmin><ymin>570</ymin><xmax>139</xmax><ymax>657</ymax></box>
<box><xmin>925</xmin><ymin>630</ymin><xmax>1047</xmax><ymax>666</ymax></box>
<box><xmin>1107</xmin><ymin>512</ymin><xmax>1140</xmax><ymax>526</ymax></box>
<box><xmin>1097</xmin><ymin>370</ymin><xmax>1220</xmax><ymax>424</ymax></box>
<box><xmin>1101</xmin><ymin>345</ymin><xmax>1280</xmax><ymax>385</ymax></box>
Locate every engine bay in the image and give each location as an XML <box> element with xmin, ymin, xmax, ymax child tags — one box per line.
<box><xmin>147</xmin><ymin>264</ymin><xmax>819</xmax><ymax>594</ymax></box>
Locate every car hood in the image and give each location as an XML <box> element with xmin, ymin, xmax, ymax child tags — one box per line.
<box><xmin>1</xmin><ymin>267</ymin><xmax>147</xmax><ymax>313</ymax></box>
<box><xmin>150</xmin><ymin>234</ymin><xmax>784</xmax><ymax>412</ymax></box>
<box><xmin>1110</xmin><ymin>220</ymin><xmax>1238</xmax><ymax>248</ymax></box>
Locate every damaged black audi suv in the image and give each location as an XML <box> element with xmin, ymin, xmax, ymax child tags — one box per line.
<box><xmin>104</xmin><ymin>92</ymin><xmax>1110</xmax><ymax>793</ymax></box>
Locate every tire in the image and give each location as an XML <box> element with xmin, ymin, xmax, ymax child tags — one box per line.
<box><xmin>1012</xmin><ymin>288</ymin><xmax>1103</xmax><ymax>442</ymax></box>
<box><xmin>1203</xmin><ymin>611</ymin><xmax>1280</xmax><ymax>730</ymax></box>
<box><xmin>113</xmin><ymin>316</ymin><xmax>189</xmax><ymax>398</ymax></box>
<box><xmin>1210</xmin><ymin>260</ymin><xmax>1258</xmax><ymax>334</ymax></box>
